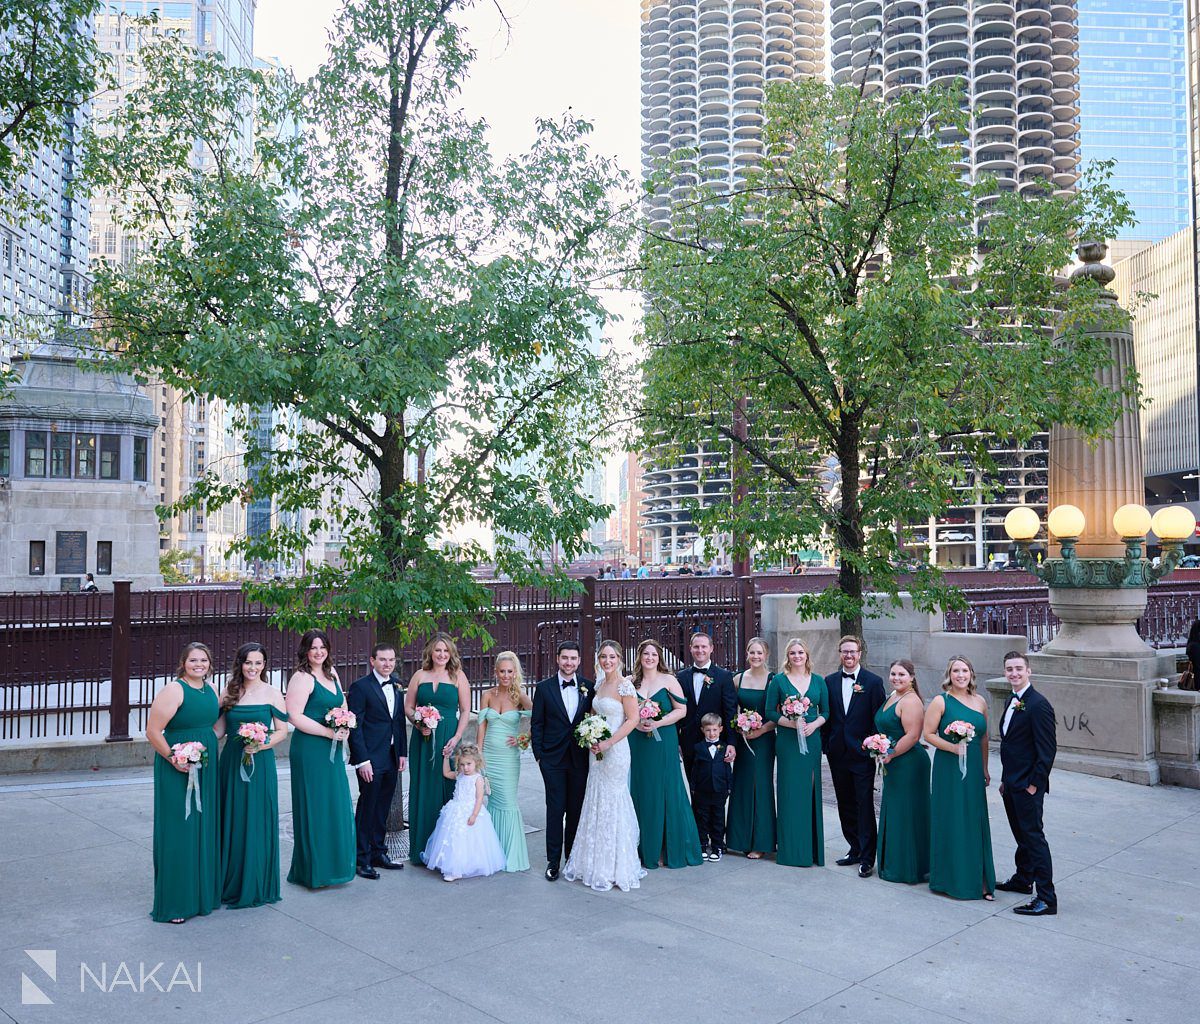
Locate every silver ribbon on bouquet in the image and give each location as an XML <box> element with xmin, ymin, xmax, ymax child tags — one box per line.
<box><xmin>796</xmin><ymin>717</ymin><xmax>808</xmax><ymax>755</ymax></box>
<box><xmin>958</xmin><ymin>742</ymin><xmax>968</xmax><ymax>780</ymax></box>
<box><xmin>239</xmin><ymin>751</ymin><xmax>255</xmax><ymax>783</ymax></box>
<box><xmin>184</xmin><ymin>765</ymin><xmax>202</xmax><ymax>819</ymax></box>
<box><xmin>329</xmin><ymin>735</ymin><xmax>348</xmax><ymax>764</ymax></box>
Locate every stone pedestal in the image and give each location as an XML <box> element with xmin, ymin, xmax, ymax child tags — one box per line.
<box><xmin>1154</xmin><ymin>686</ymin><xmax>1200</xmax><ymax>788</ymax></box>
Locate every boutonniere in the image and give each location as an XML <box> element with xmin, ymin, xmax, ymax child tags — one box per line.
<box><xmin>853</xmin><ymin>683</ymin><xmax>864</xmax><ymax>694</ymax></box>
<box><xmin>1012</xmin><ymin>700</ymin><xmax>1026</xmax><ymax>712</ymax></box>
<box><xmin>579</xmin><ymin>686</ymin><xmax>590</xmax><ymax>699</ymax></box>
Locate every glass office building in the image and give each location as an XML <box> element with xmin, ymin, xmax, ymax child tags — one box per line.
<box><xmin>1078</xmin><ymin>0</ymin><xmax>1189</xmax><ymax>241</ymax></box>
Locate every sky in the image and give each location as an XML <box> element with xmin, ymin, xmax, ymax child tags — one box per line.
<box><xmin>255</xmin><ymin>1</ymin><xmax>642</xmax><ymax>502</ymax></box>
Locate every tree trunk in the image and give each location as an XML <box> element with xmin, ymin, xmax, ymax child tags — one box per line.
<box><xmin>836</xmin><ymin>419</ymin><xmax>864</xmax><ymax>638</ymax></box>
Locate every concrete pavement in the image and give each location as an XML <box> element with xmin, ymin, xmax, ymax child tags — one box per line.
<box><xmin>0</xmin><ymin>755</ymin><xmax>1196</xmax><ymax>1024</ymax></box>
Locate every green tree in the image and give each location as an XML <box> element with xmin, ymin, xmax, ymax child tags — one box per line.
<box><xmin>639</xmin><ymin>80</ymin><xmax>1135</xmax><ymax>634</ymax></box>
<box><xmin>0</xmin><ymin>0</ymin><xmax>107</xmax><ymax>191</ymax></box>
<box><xmin>159</xmin><ymin>548</ymin><xmax>194</xmax><ymax>585</ymax></box>
<box><xmin>83</xmin><ymin>0</ymin><xmax>627</xmax><ymax>645</ymax></box>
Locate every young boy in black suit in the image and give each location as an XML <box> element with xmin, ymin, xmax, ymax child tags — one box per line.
<box><xmin>690</xmin><ymin>712</ymin><xmax>733</xmax><ymax>861</ymax></box>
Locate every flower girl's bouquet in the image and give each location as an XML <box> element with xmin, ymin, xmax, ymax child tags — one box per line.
<box><xmin>236</xmin><ymin>721</ymin><xmax>270</xmax><ymax>780</ymax></box>
<box><xmin>575</xmin><ymin>713</ymin><xmax>613</xmax><ymax>760</ymax></box>
<box><xmin>324</xmin><ymin>707</ymin><xmax>357</xmax><ymax>763</ymax></box>
<box><xmin>944</xmin><ymin>720</ymin><xmax>976</xmax><ymax>779</ymax></box>
<box><xmin>169</xmin><ymin>741</ymin><xmax>208</xmax><ymax>818</ymax></box>
<box><xmin>780</xmin><ymin>693</ymin><xmax>812</xmax><ymax>753</ymax></box>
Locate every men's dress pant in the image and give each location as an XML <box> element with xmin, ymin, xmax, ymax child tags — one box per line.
<box><xmin>829</xmin><ymin>756</ymin><xmax>877</xmax><ymax>863</ymax></box>
<box><xmin>692</xmin><ymin>790</ymin><xmax>726</xmax><ymax>852</ymax></box>
<box><xmin>1003</xmin><ymin>784</ymin><xmax>1056</xmax><ymax>905</ymax></box>
<box><xmin>355</xmin><ymin>762</ymin><xmax>398</xmax><ymax>868</ymax></box>
<box><xmin>539</xmin><ymin>762</ymin><xmax>588</xmax><ymax>866</ymax></box>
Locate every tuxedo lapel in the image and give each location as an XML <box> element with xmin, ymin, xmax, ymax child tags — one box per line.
<box><xmin>1000</xmin><ymin>693</ymin><xmax>1015</xmax><ymax>737</ymax></box>
<box><xmin>549</xmin><ymin>679</ymin><xmax>572</xmax><ymax>723</ymax></box>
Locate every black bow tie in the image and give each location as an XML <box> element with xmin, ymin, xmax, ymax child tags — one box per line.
<box><xmin>693</xmin><ymin>666</ymin><xmax>712</xmax><ymax>676</ymax></box>
<box><xmin>561</xmin><ymin>679</ymin><xmax>576</xmax><ymax>688</ymax></box>
<box><xmin>844</xmin><ymin>674</ymin><xmax>857</xmax><ymax>682</ymax></box>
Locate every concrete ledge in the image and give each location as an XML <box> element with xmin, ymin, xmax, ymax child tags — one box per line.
<box><xmin>0</xmin><ymin>735</ymin><xmax>296</xmax><ymax>775</ymax></box>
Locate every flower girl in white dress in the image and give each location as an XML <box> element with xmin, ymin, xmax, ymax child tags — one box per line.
<box><xmin>421</xmin><ymin>745</ymin><xmax>507</xmax><ymax>881</ymax></box>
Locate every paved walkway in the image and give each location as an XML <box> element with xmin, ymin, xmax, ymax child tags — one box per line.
<box><xmin>0</xmin><ymin>756</ymin><xmax>1196</xmax><ymax>1024</ymax></box>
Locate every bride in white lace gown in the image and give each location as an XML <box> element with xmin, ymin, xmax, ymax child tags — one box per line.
<box><xmin>563</xmin><ymin>641</ymin><xmax>648</xmax><ymax>893</ymax></box>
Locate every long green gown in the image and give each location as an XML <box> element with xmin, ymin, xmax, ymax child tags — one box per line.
<box><xmin>219</xmin><ymin>703</ymin><xmax>288</xmax><ymax>907</ymax></box>
<box><xmin>929</xmin><ymin>692</ymin><xmax>996</xmax><ymax>900</ymax></box>
<box><xmin>629</xmin><ymin>687</ymin><xmax>703</xmax><ymax>869</ymax></box>
<box><xmin>765</xmin><ymin>673</ymin><xmax>828</xmax><ymax>867</ymax></box>
<box><xmin>874</xmin><ymin>699</ymin><xmax>931</xmax><ymax>884</ymax></box>
<box><xmin>151</xmin><ymin>679</ymin><xmax>221</xmax><ymax>922</ymax></box>
<box><xmin>479</xmin><ymin>707</ymin><xmax>531</xmax><ymax>871</ymax></box>
<box><xmin>287</xmin><ymin>677</ymin><xmax>356</xmax><ymax>889</ymax></box>
<box><xmin>409</xmin><ymin>681</ymin><xmax>461</xmax><ymax>865</ymax></box>
<box><xmin>725</xmin><ymin>681</ymin><xmax>777</xmax><ymax>854</ymax></box>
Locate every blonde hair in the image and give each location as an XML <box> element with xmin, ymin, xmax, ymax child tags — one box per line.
<box><xmin>422</xmin><ymin>632</ymin><xmax>462</xmax><ymax>677</ymax></box>
<box><xmin>782</xmin><ymin>637</ymin><xmax>811</xmax><ymax>674</ymax></box>
<box><xmin>632</xmin><ymin>638</ymin><xmax>665</xmax><ymax>688</ymax></box>
<box><xmin>596</xmin><ymin>639</ymin><xmax>624</xmax><ymax>679</ymax></box>
<box><xmin>838</xmin><ymin>634</ymin><xmax>863</xmax><ymax>654</ymax></box>
<box><xmin>745</xmin><ymin>636</ymin><xmax>770</xmax><ymax>662</ymax></box>
<box><xmin>454</xmin><ymin>742</ymin><xmax>483</xmax><ymax>774</ymax></box>
<box><xmin>942</xmin><ymin>655</ymin><xmax>978</xmax><ymax>695</ymax></box>
<box><xmin>493</xmin><ymin>651</ymin><xmax>525</xmax><ymax>707</ymax></box>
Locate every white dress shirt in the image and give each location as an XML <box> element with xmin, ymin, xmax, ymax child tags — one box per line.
<box><xmin>375</xmin><ymin>670</ymin><xmax>396</xmax><ymax>717</ymax></box>
<box><xmin>559</xmin><ymin>674</ymin><xmax>580</xmax><ymax>720</ymax></box>
<box><xmin>692</xmin><ymin>662</ymin><xmax>712</xmax><ymax>702</ymax></box>
<box><xmin>1002</xmin><ymin>683</ymin><xmax>1030</xmax><ymax>735</ymax></box>
<box><xmin>841</xmin><ymin>671</ymin><xmax>858</xmax><ymax>713</ymax></box>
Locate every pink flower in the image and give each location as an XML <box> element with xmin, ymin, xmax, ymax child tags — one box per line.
<box><xmin>324</xmin><ymin>708</ymin><xmax>357</xmax><ymax>730</ymax></box>
<box><xmin>945</xmin><ymin>720</ymin><xmax>976</xmax><ymax>744</ymax></box>
<box><xmin>638</xmin><ymin>700</ymin><xmax>662</xmax><ymax>721</ymax></box>
<box><xmin>413</xmin><ymin>705</ymin><xmax>442</xmax><ymax>731</ymax></box>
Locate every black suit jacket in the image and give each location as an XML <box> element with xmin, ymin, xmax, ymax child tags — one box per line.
<box><xmin>677</xmin><ymin>664</ymin><xmax>737</xmax><ymax>752</ymax></box>
<box><xmin>530</xmin><ymin>674</ymin><xmax>595</xmax><ymax>769</ymax></box>
<box><xmin>346</xmin><ymin>671</ymin><xmax>408</xmax><ymax>772</ymax></box>
<box><xmin>822</xmin><ymin>667</ymin><xmax>887</xmax><ymax>762</ymax></box>
<box><xmin>690</xmin><ymin>739</ymin><xmax>733</xmax><ymax>796</ymax></box>
<box><xmin>1000</xmin><ymin>685</ymin><xmax>1056</xmax><ymax>793</ymax></box>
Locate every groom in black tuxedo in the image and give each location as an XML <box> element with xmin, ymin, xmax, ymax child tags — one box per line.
<box><xmin>823</xmin><ymin>634</ymin><xmax>886</xmax><ymax>878</ymax></box>
<box><xmin>677</xmin><ymin>632</ymin><xmax>737</xmax><ymax>776</ymax></box>
<box><xmin>998</xmin><ymin>650</ymin><xmax>1058</xmax><ymax>915</ymax></box>
<box><xmin>347</xmin><ymin>643</ymin><xmax>408</xmax><ymax>879</ymax></box>
<box><xmin>531</xmin><ymin>640</ymin><xmax>594</xmax><ymax>881</ymax></box>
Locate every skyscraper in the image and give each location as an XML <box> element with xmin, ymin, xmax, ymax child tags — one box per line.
<box><xmin>639</xmin><ymin>0</ymin><xmax>823</xmax><ymax>564</ymax></box>
<box><xmin>1077</xmin><ymin>0</ymin><xmax>1189</xmax><ymax>243</ymax></box>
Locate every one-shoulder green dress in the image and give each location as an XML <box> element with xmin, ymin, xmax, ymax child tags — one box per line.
<box><xmin>479</xmin><ymin>706</ymin><xmax>531</xmax><ymax>871</ymax></box>
<box><xmin>287</xmin><ymin>677</ymin><xmax>356</xmax><ymax>889</ymax></box>
<box><xmin>409</xmin><ymin>680</ymin><xmax>461</xmax><ymax>865</ymax></box>
<box><xmin>629</xmin><ymin>687</ymin><xmax>703</xmax><ymax>869</ymax></box>
<box><xmin>151</xmin><ymin>679</ymin><xmax>221</xmax><ymax>922</ymax></box>
<box><xmin>765</xmin><ymin>673</ymin><xmax>828</xmax><ymax>867</ymax></box>
<box><xmin>219</xmin><ymin>702</ymin><xmax>288</xmax><ymax>907</ymax></box>
<box><xmin>874</xmin><ymin>699</ymin><xmax>931</xmax><ymax>884</ymax></box>
<box><xmin>726</xmin><ymin>681</ymin><xmax>777</xmax><ymax>854</ymax></box>
<box><xmin>929</xmin><ymin>693</ymin><xmax>996</xmax><ymax>900</ymax></box>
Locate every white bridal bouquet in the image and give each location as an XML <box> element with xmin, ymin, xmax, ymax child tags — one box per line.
<box><xmin>575</xmin><ymin>714</ymin><xmax>613</xmax><ymax>760</ymax></box>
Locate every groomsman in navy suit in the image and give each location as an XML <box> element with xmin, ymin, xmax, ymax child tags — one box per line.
<box><xmin>347</xmin><ymin>643</ymin><xmax>408</xmax><ymax>879</ymax></box>
<box><xmin>997</xmin><ymin>650</ymin><xmax>1058</xmax><ymax>915</ymax></box>
<box><xmin>822</xmin><ymin>634</ymin><xmax>886</xmax><ymax>877</ymax></box>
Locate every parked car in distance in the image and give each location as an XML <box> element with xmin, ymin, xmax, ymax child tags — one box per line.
<box><xmin>938</xmin><ymin>530</ymin><xmax>975</xmax><ymax>542</ymax></box>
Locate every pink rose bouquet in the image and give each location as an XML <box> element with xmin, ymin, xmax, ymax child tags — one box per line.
<box><xmin>945</xmin><ymin>720</ymin><xmax>976</xmax><ymax>779</ymax></box>
<box><xmin>638</xmin><ymin>698</ymin><xmax>663</xmax><ymax>741</ymax></box>
<box><xmin>169</xmin><ymin>741</ymin><xmax>208</xmax><ymax>818</ymax></box>
<box><xmin>733</xmin><ymin>708</ymin><xmax>764</xmax><ymax>755</ymax></box>
<box><xmin>862</xmin><ymin>732</ymin><xmax>892</xmax><ymax>775</ymax></box>
<box><xmin>324</xmin><ymin>707</ymin><xmax>357</xmax><ymax>764</ymax></box>
<box><xmin>413</xmin><ymin>704</ymin><xmax>442</xmax><ymax>760</ymax></box>
<box><xmin>780</xmin><ymin>693</ymin><xmax>813</xmax><ymax>753</ymax></box>
<box><xmin>237</xmin><ymin>721</ymin><xmax>270</xmax><ymax>780</ymax></box>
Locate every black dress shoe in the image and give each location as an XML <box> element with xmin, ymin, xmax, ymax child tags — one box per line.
<box><xmin>356</xmin><ymin>865</ymin><xmax>380</xmax><ymax>880</ymax></box>
<box><xmin>1013</xmin><ymin>898</ymin><xmax>1057</xmax><ymax>916</ymax></box>
<box><xmin>858</xmin><ymin>862</ymin><xmax>874</xmax><ymax>878</ymax></box>
<box><xmin>371</xmin><ymin>855</ymin><xmax>404</xmax><ymax>870</ymax></box>
<box><xmin>545</xmin><ymin>863</ymin><xmax>560</xmax><ymax>881</ymax></box>
<box><xmin>997</xmin><ymin>877</ymin><xmax>1034</xmax><ymax>895</ymax></box>
<box><xmin>836</xmin><ymin>855</ymin><xmax>861</xmax><ymax>867</ymax></box>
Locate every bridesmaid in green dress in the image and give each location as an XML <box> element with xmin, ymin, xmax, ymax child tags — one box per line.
<box><xmin>765</xmin><ymin>637</ymin><xmax>829</xmax><ymax>867</ymax></box>
<box><xmin>874</xmin><ymin>659</ymin><xmax>931</xmax><ymax>884</ymax></box>
<box><xmin>475</xmin><ymin>651</ymin><xmax>532</xmax><ymax>871</ymax></box>
<box><xmin>924</xmin><ymin>656</ymin><xmax>996</xmax><ymax>901</ymax></box>
<box><xmin>218</xmin><ymin>642</ymin><xmax>289</xmax><ymax>908</ymax></box>
<box><xmin>405</xmin><ymin>632</ymin><xmax>471</xmax><ymax>866</ymax></box>
<box><xmin>629</xmin><ymin>638</ymin><xmax>704</xmax><ymax>869</ymax></box>
<box><xmin>285</xmin><ymin>629</ymin><xmax>356</xmax><ymax>889</ymax></box>
<box><xmin>726</xmin><ymin>637</ymin><xmax>777</xmax><ymax>858</ymax></box>
<box><xmin>146</xmin><ymin>642</ymin><xmax>223</xmax><ymax>923</ymax></box>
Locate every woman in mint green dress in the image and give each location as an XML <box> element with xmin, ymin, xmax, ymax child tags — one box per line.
<box><xmin>405</xmin><ymin>632</ymin><xmax>471</xmax><ymax>866</ymax></box>
<box><xmin>218</xmin><ymin>643</ymin><xmax>289</xmax><ymax>908</ymax></box>
<box><xmin>765</xmin><ymin>637</ymin><xmax>828</xmax><ymax>867</ymax></box>
<box><xmin>874</xmin><ymin>659</ymin><xmax>931</xmax><ymax>884</ymax></box>
<box><xmin>924</xmin><ymin>656</ymin><xmax>996</xmax><ymax>900</ymax></box>
<box><xmin>285</xmin><ymin>629</ymin><xmax>356</xmax><ymax>889</ymax></box>
<box><xmin>726</xmin><ymin>637</ymin><xmax>777</xmax><ymax>858</ymax></box>
<box><xmin>475</xmin><ymin>651</ymin><xmax>532</xmax><ymax>871</ymax></box>
<box><xmin>146</xmin><ymin>643</ymin><xmax>223</xmax><ymax>923</ymax></box>
<box><xmin>629</xmin><ymin>639</ymin><xmax>704</xmax><ymax>869</ymax></box>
